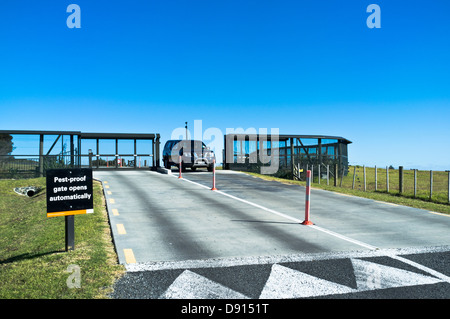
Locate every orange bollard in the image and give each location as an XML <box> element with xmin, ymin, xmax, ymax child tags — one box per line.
<box><xmin>302</xmin><ymin>170</ymin><xmax>313</xmax><ymax>225</ymax></box>
<box><xmin>211</xmin><ymin>159</ymin><xmax>217</xmax><ymax>190</ymax></box>
<box><xmin>178</xmin><ymin>155</ymin><xmax>183</xmax><ymax>179</ymax></box>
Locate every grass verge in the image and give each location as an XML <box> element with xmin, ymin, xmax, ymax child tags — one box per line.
<box><xmin>0</xmin><ymin>177</ymin><xmax>125</xmax><ymax>299</ymax></box>
<box><xmin>246</xmin><ymin>171</ymin><xmax>450</xmax><ymax>215</ymax></box>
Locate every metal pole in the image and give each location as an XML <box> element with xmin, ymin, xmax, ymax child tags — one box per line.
<box><xmin>302</xmin><ymin>170</ymin><xmax>313</xmax><ymax>225</ymax></box>
<box><xmin>88</xmin><ymin>150</ymin><xmax>93</xmax><ymax>169</ymax></box>
<box><xmin>178</xmin><ymin>155</ymin><xmax>182</xmax><ymax>179</ymax></box>
<box><xmin>65</xmin><ymin>215</ymin><xmax>75</xmax><ymax>251</ymax></box>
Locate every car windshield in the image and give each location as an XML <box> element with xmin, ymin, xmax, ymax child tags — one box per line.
<box><xmin>174</xmin><ymin>140</ymin><xmax>207</xmax><ymax>151</ymax></box>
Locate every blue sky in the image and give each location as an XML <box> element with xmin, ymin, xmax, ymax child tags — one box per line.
<box><xmin>1</xmin><ymin>0</ymin><xmax>449</xmax><ymax>169</ymax></box>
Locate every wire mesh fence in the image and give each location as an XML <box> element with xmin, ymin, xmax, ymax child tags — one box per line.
<box><xmin>305</xmin><ymin>164</ymin><xmax>450</xmax><ymax>205</ymax></box>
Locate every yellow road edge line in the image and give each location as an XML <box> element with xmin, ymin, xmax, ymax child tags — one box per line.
<box><xmin>112</xmin><ymin>208</ymin><xmax>119</xmax><ymax>216</ymax></box>
<box><xmin>117</xmin><ymin>224</ymin><xmax>126</xmax><ymax>234</ymax></box>
<box><xmin>107</xmin><ymin>191</ymin><xmax>112</xmax><ymax>195</ymax></box>
<box><xmin>428</xmin><ymin>211</ymin><xmax>450</xmax><ymax>217</ymax></box>
<box><xmin>123</xmin><ymin>249</ymin><xmax>136</xmax><ymax>264</ymax></box>
<box><xmin>374</xmin><ymin>200</ymin><xmax>399</xmax><ymax>207</ymax></box>
<box><xmin>109</xmin><ymin>198</ymin><xmax>115</xmax><ymax>204</ymax></box>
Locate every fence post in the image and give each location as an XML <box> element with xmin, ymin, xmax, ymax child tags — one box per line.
<box><xmin>352</xmin><ymin>166</ymin><xmax>356</xmax><ymax>189</ymax></box>
<box><xmin>430</xmin><ymin>170</ymin><xmax>433</xmax><ymax>200</ymax></box>
<box><xmin>318</xmin><ymin>164</ymin><xmax>321</xmax><ymax>184</ymax></box>
<box><xmin>399</xmin><ymin>166</ymin><xmax>403</xmax><ymax>194</ymax></box>
<box><xmin>386</xmin><ymin>166</ymin><xmax>389</xmax><ymax>192</ymax></box>
<box><xmin>414</xmin><ymin>169</ymin><xmax>417</xmax><ymax>198</ymax></box>
<box><xmin>327</xmin><ymin>165</ymin><xmax>329</xmax><ymax>185</ymax></box>
<box><xmin>375</xmin><ymin>165</ymin><xmax>377</xmax><ymax>191</ymax></box>
<box><xmin>447</xmin><ymin>170</ymin><xmax>450</xmax><ymax>203</ymax></box>
<box><xmin>363</xmin><ymin>165</ymin><xmax>366</xmax><ymax>191</ymax></box>
<box><xmin>334</xmin><ymin>164</ymin><xmax>338</xmax><ymax>187</ymax></box>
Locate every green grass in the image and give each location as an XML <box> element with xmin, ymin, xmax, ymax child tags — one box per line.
<box><xmin>336</xmin><ymin>165</ymin><xmax>450</xmax><ymax>204</ymax></box>
<box><xmin>0</xmin><ymin>177</ymin><xmax>125</xmax><ymax>299</ymax></box>
<box><xmin>246</xmin><ymin>165</ymin><xmax>450</xmax><ymax>215</ymax></box>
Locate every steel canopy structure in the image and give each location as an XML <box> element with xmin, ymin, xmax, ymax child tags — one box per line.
<box><xmin>0</xmin><ymin>130</ymin><xmax>161</xmax><ymax>178</ymax></box>
<box><xmin>223</xmin><ymin>133</ymin><xmax>352</xmax><ymax>179</ymax></box>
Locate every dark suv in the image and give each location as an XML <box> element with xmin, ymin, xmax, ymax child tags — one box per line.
<box><xmin>163</xmin><ymin>140</ymin><xmax>215</xmax><ymax>172</ymax></box>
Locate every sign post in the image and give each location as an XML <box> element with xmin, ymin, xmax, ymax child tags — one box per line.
<box><xmin>46</xmin><ymin>168</ymin><xmax>94</xmax><ymax>251</ymax></box>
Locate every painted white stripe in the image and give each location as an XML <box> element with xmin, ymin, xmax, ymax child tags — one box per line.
<box><xmin>176</xmin><ymin>175</ymin><xmax>378</xmax><ymax>250</ymax></box>
<box><xmin>126</xmin><ymin>245</ymin><xmax>450</xmax><ymax>272</ymax></box>
<box><xmin>310</xmin><ymin>225</ymin><xmax>378</xmax><ymax>250</ymax></box>
<box><xmin>170</xmin><ymin>174</ymin><xmax>450</xmax><ymax>284</ymax></box>
<box><xmin>387</xmin><ymin>254</ymin><xmax>450</xmax><ymax>284</ymax></box>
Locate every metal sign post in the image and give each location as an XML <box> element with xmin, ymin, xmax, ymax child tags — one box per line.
<box><xmin>46</xmin><ymin>168</ymin><xmax>94</xmax><ymax>251</ymax></box>
<box><xmin>65</xmin><ymin>215</ymin><xmax>75</xmax><ymax>251</ymax></box>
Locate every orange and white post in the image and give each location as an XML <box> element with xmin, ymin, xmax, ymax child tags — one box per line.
<box><xmin>302</xmin><ymin>170</ymin><xmax>313</xmax><ymax>225</ymax></box>
<box><xmin>178</xmin><ymin>155</ymin><xmax>183</xmax><ymax>179</ymax></box>
<box><xmin>211</xmin><ymin>159</ymin><xmax>217</xmax><ymax>191</ymax></box>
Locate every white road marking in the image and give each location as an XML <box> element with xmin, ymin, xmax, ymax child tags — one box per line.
<box><xmin>387</xmin><ymin>254</ymin><xmax>450</xmax><ymax>284</ymax></box>
<box><xmin>351</xmin><ymin>258</ymin><xmax>442</xmax><ymax>290</ymax></box>
<box><xmin>160</xmin><ymin>270</ymin><xmax>249</xmax><ymax>299</ymax></box>
<box><xmin>171</xmin><ymin>174</ymin><xmax>450</xmax><ymax>284</ymax></box>
<box><xmin>259</xmin><ymin>264</ymin><xmax>356</xmax><ymax>298</ymax></box>
<box><xmin>175</xmin><ymin>174</ymin><xmax>378</xmax><ymax>250</ymax></box>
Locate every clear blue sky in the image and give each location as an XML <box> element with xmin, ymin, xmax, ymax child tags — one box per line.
<box><xmin>1</xmin><ymin>1</ymin><xmax>449</xmax><ymax>169</ymax></box>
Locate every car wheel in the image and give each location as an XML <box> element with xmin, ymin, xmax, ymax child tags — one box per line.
<box><xmin>207</xmin><ymin>165</ymin><xmax>213</xmax><ymax>172</ymax></box>
<box><xmin>191</xmin><ymin>167</ymin><xmax>197</xmax><ymax>171</ymax></box>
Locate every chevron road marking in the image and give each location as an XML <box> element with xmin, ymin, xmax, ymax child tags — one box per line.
<box><xmin>259</xmin><ymin>264</ymin><xmax>356</xmax><ymax>298</ymax></box>
<box><xmin>160</xmin><ymin>270</ymin><xmax>249</xmax><ymax>299</ymax></box>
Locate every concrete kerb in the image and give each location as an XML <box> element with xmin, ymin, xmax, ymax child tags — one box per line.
<box><xmin>157</xmin><ymin>167</ymin><xmax>172</xmax><ymax>174</ymax></box>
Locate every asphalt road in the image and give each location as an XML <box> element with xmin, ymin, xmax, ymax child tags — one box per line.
<box><xmin>93</xmin><ymin>169</ymin><xmax>450</xmax><ymax>300</ymax></box>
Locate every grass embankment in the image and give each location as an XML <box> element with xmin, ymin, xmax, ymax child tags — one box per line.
<box><xmin>0</xmin><ymin>178</ymin><xmax>125</xmax><ymax>299</ymax></box>
<box><xmin>247</xmin><ymin>165</ymin><xmax>450</xmax><ymax>215</ymax></box>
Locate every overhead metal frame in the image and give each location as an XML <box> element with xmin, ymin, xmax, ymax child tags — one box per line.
<box><xmin>0</xmin><ymin>130</ymin><xmax>161</xmax><ymax>177</ymax></box>
<box><xmin>223</xmin><ymin>133</ymin><xmax>352</xmax><ymax>175</ymax></box>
